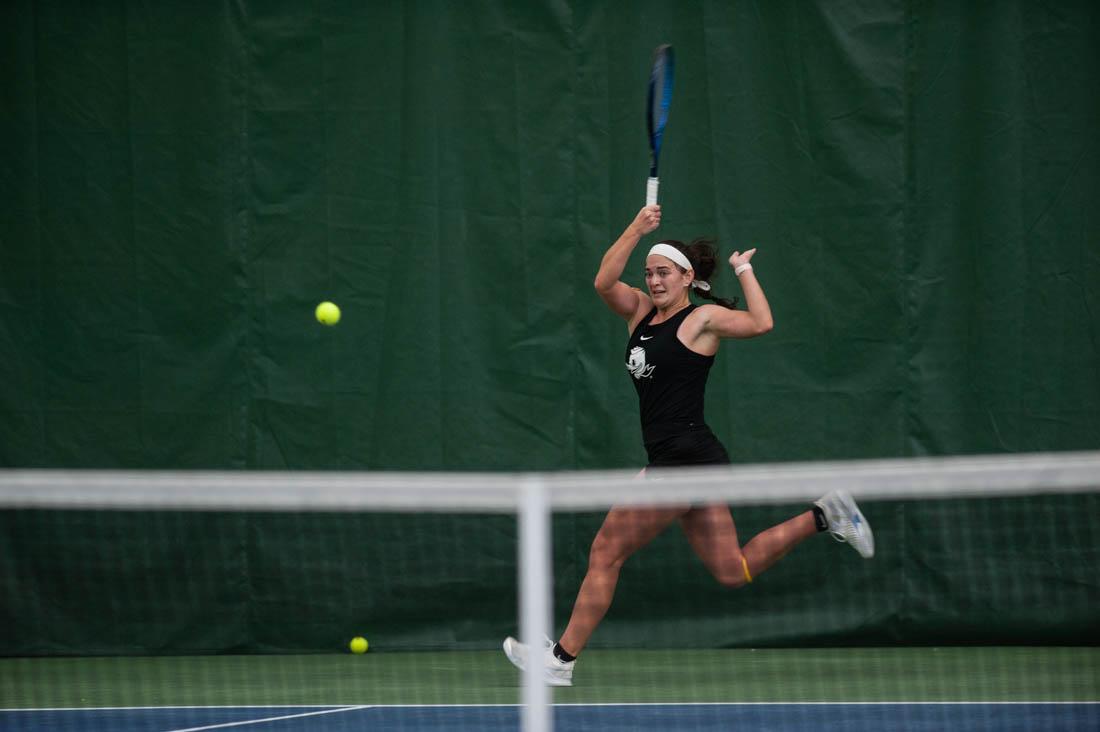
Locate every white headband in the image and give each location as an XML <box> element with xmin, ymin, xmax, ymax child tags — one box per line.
<box><xmin>648</xmin><ymin>243</ymin><xmax>692</xmax><ymax>271</ymax></box>
<box><xmin>647</xmin><ymin>243</ymin><xmax>711</xmax><ymax>291</ymax></box>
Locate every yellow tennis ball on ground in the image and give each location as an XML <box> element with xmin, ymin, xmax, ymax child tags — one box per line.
<box><xmin>315</xmin><ymin>301</ymin><xmax>341</xmax><ymax>326</ymax></box>
<box><xmin>349</xmin><ymin>636</ymin><xmax>368</xmax><ymax>654</ymax></box>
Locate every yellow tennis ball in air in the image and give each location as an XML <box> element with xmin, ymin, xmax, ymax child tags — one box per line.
<box><xmin>315</xmin><ymin>301</ymin><xmax>341</xmax><ymax>326</ymax></box>
<box><xmin>349</xmin><ymin>636</ymin><xmax>369</xmax><ymax>654</ymax></box>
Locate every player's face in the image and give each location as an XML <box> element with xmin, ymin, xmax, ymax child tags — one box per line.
<box><xmin>645</xmin><ymin>255</ymin><xmax>691</xmax><ymax>306</ymax></box>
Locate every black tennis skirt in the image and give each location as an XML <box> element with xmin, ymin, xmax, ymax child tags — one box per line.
<box><xmin>643</xmin><ymin>422</ymin><xmax>730</xmax><ymax>468</ymax></box>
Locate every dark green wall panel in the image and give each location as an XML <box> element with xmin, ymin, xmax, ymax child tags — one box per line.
<box><xmin>3</xmin><ymin>1</ymin><xmax>1096</xmax><ymax>469</ymax></box>
<box><xmin>1</xmin><ymin>0</ymin><xmax>1097</xmax><ymax>655</ymax></box>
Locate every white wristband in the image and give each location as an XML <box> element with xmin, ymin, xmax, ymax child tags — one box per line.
<box><xmin>734</xmin><ymin>263</ymin><xmax>753</xmax><ymax>276</ymax></box>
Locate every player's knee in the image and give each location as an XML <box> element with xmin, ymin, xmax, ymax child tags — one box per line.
<box><xmin>712</xmin><ymin>556</ymin><xmax>753</xmax><ymax>589</ymax></box>
<box><xmin>714</xmin><ymin>570</ymin><xmax>749</xmax><ymax>589</ymax></box>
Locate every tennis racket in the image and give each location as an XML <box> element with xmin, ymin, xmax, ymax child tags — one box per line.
<box><xmin>645</xmin><ymin>44</ymin><xmax>675</xmax><ymax>206</ymax></box>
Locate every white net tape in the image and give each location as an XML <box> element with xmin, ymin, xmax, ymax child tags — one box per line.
<box><xmin>2</xmin><ymin>451</ymin><xmax>1098</xmax><ymax>513</ymax></box>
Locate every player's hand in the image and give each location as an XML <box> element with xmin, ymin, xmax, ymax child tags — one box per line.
<box><xmin>630</xmin><ymin>205</ymin><xmax>661</xmax><ymax>236</ymax></box>
<box><xmin>729</xmin><ymin>248</ymin><xmax>756</xmax><ymax>268</ymax></box>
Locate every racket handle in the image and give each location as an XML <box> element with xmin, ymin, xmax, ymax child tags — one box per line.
<box><xmin>646</xmin><ymin>177</ymin><xmax>659</xmax><ymax>206</ymax></box>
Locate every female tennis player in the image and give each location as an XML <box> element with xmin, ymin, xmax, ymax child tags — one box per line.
<box><xmin>503</xmin><ymin>205</ymin><xmax>874</xmax><ymax>686</ymax></box>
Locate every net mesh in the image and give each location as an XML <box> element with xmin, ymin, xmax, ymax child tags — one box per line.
<box><xmin>2</xmin><ymin>452</ymin><xmax>1099</xmax><ymax>731</ymax></box>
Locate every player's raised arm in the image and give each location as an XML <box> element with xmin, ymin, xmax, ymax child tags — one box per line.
<box><xmin>700</xmin><ymin>248</ymin><xmax>773</xmax><ymax>339</ymax></box>
<box><xmin>594</xmin><ymin>206</ymin><xmax>661</xmax><ymax>321</ymax></box>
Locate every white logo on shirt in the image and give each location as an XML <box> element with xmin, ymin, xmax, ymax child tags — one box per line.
<box><xmin>626</xmin><ymin>346</ymin><xmax>656</xmax><ymax>380</ymax></box>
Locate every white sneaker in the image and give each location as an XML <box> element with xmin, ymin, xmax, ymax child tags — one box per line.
<box><xmin>502</xmin><ymin>636</ymin><xmax>574</xmax><ymax>687</ymax></box>
<box><xmin>814</xmin><ymin>490</ymin><xmax>875</xmax><ymax>558</ymax></box>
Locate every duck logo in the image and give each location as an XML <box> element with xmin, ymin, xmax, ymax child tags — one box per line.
<box><xmin>626</xmin><ymin>346</ymin><xmax>656</xmax><ymax>380</ymax></box>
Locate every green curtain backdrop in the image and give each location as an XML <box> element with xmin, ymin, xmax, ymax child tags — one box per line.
<box><xmin>2</xmin><ymin>1</ymin><xmax>1095</xmax><ymax>470</ymax></box>
<box><xmin>1</xmin><ymin>1</ymin><xmax>1097</xmax><ymax>655</ymax></box>
<box><xmin>3</xmin><ymin>495</ymin><xmax>1097</xmax><ymax>656</ymax></box>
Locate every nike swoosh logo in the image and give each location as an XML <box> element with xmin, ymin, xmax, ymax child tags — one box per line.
<box><xmin>640</xmin><ymin>336</ymin><xmax>653</xmax><ymax>340</ymax></box>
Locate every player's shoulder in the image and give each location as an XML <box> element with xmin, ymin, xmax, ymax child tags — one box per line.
<box><xmin>686</xmin><ymin>302</ymin><xmax>737</xmax><ymax>335</ymax></box>
<box><xmin>687</xmin><ymin>302</ymin><xmax>723</xmax><ymax>322</ymax></box>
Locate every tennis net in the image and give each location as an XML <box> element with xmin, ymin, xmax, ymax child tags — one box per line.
<box><xmin>1</xmin><ymin>452</ymin><xmax>1098</xmax><ymax>731</ymax></box>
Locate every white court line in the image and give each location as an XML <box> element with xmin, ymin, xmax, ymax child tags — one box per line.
<box><xmin>162</xmin><ymin>705</ymin><xmax>368</xmax><ymax>732</ymax></box>
<box><xmin>554</xmin><ymin>701</ymin><xmax>1100</xmax><ymax>706</ymax></box>
<box><xmin>0</xmin><ymin>705</ymin><xmax>353</xmax><ymax>712</ymax></box>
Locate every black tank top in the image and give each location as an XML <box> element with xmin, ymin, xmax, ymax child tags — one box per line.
<box><xmin>625</xmin><ymin>305</ymin><xmax>715</xmax><ymax>444</ymax></box>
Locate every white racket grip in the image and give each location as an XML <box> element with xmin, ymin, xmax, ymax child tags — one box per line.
<box><xmin>646</xmin><ymin>177</ymin><xmax>659</xmax><ymax>206</ymax></box>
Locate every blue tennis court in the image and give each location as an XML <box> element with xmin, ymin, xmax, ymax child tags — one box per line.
<box><xmin>3</xmin><ymin>702</ymin><xmax>1098</xmax><ymax>731</ymax></box>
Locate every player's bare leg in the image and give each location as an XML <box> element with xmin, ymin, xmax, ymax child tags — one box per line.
<box><xmin>680</xmin><ymin>505</ymin><xmax>817</xmax><ymax>586</ymax></box>
<box><xmin>557</xmin><ymin>504</ymin><xmax>689</xmax><ymax>656</ymax></box>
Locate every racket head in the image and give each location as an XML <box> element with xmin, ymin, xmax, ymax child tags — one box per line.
<box><xmin>646</xmin><ymin>44</ymin><xmax>675</xmax><ymax>176</ymax></box>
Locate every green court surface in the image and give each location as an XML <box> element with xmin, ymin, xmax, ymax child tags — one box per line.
<box><xmin>3</xmin><ymin>647</ymin><xmax>1097</xmax><ymax>709</ymax></box>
